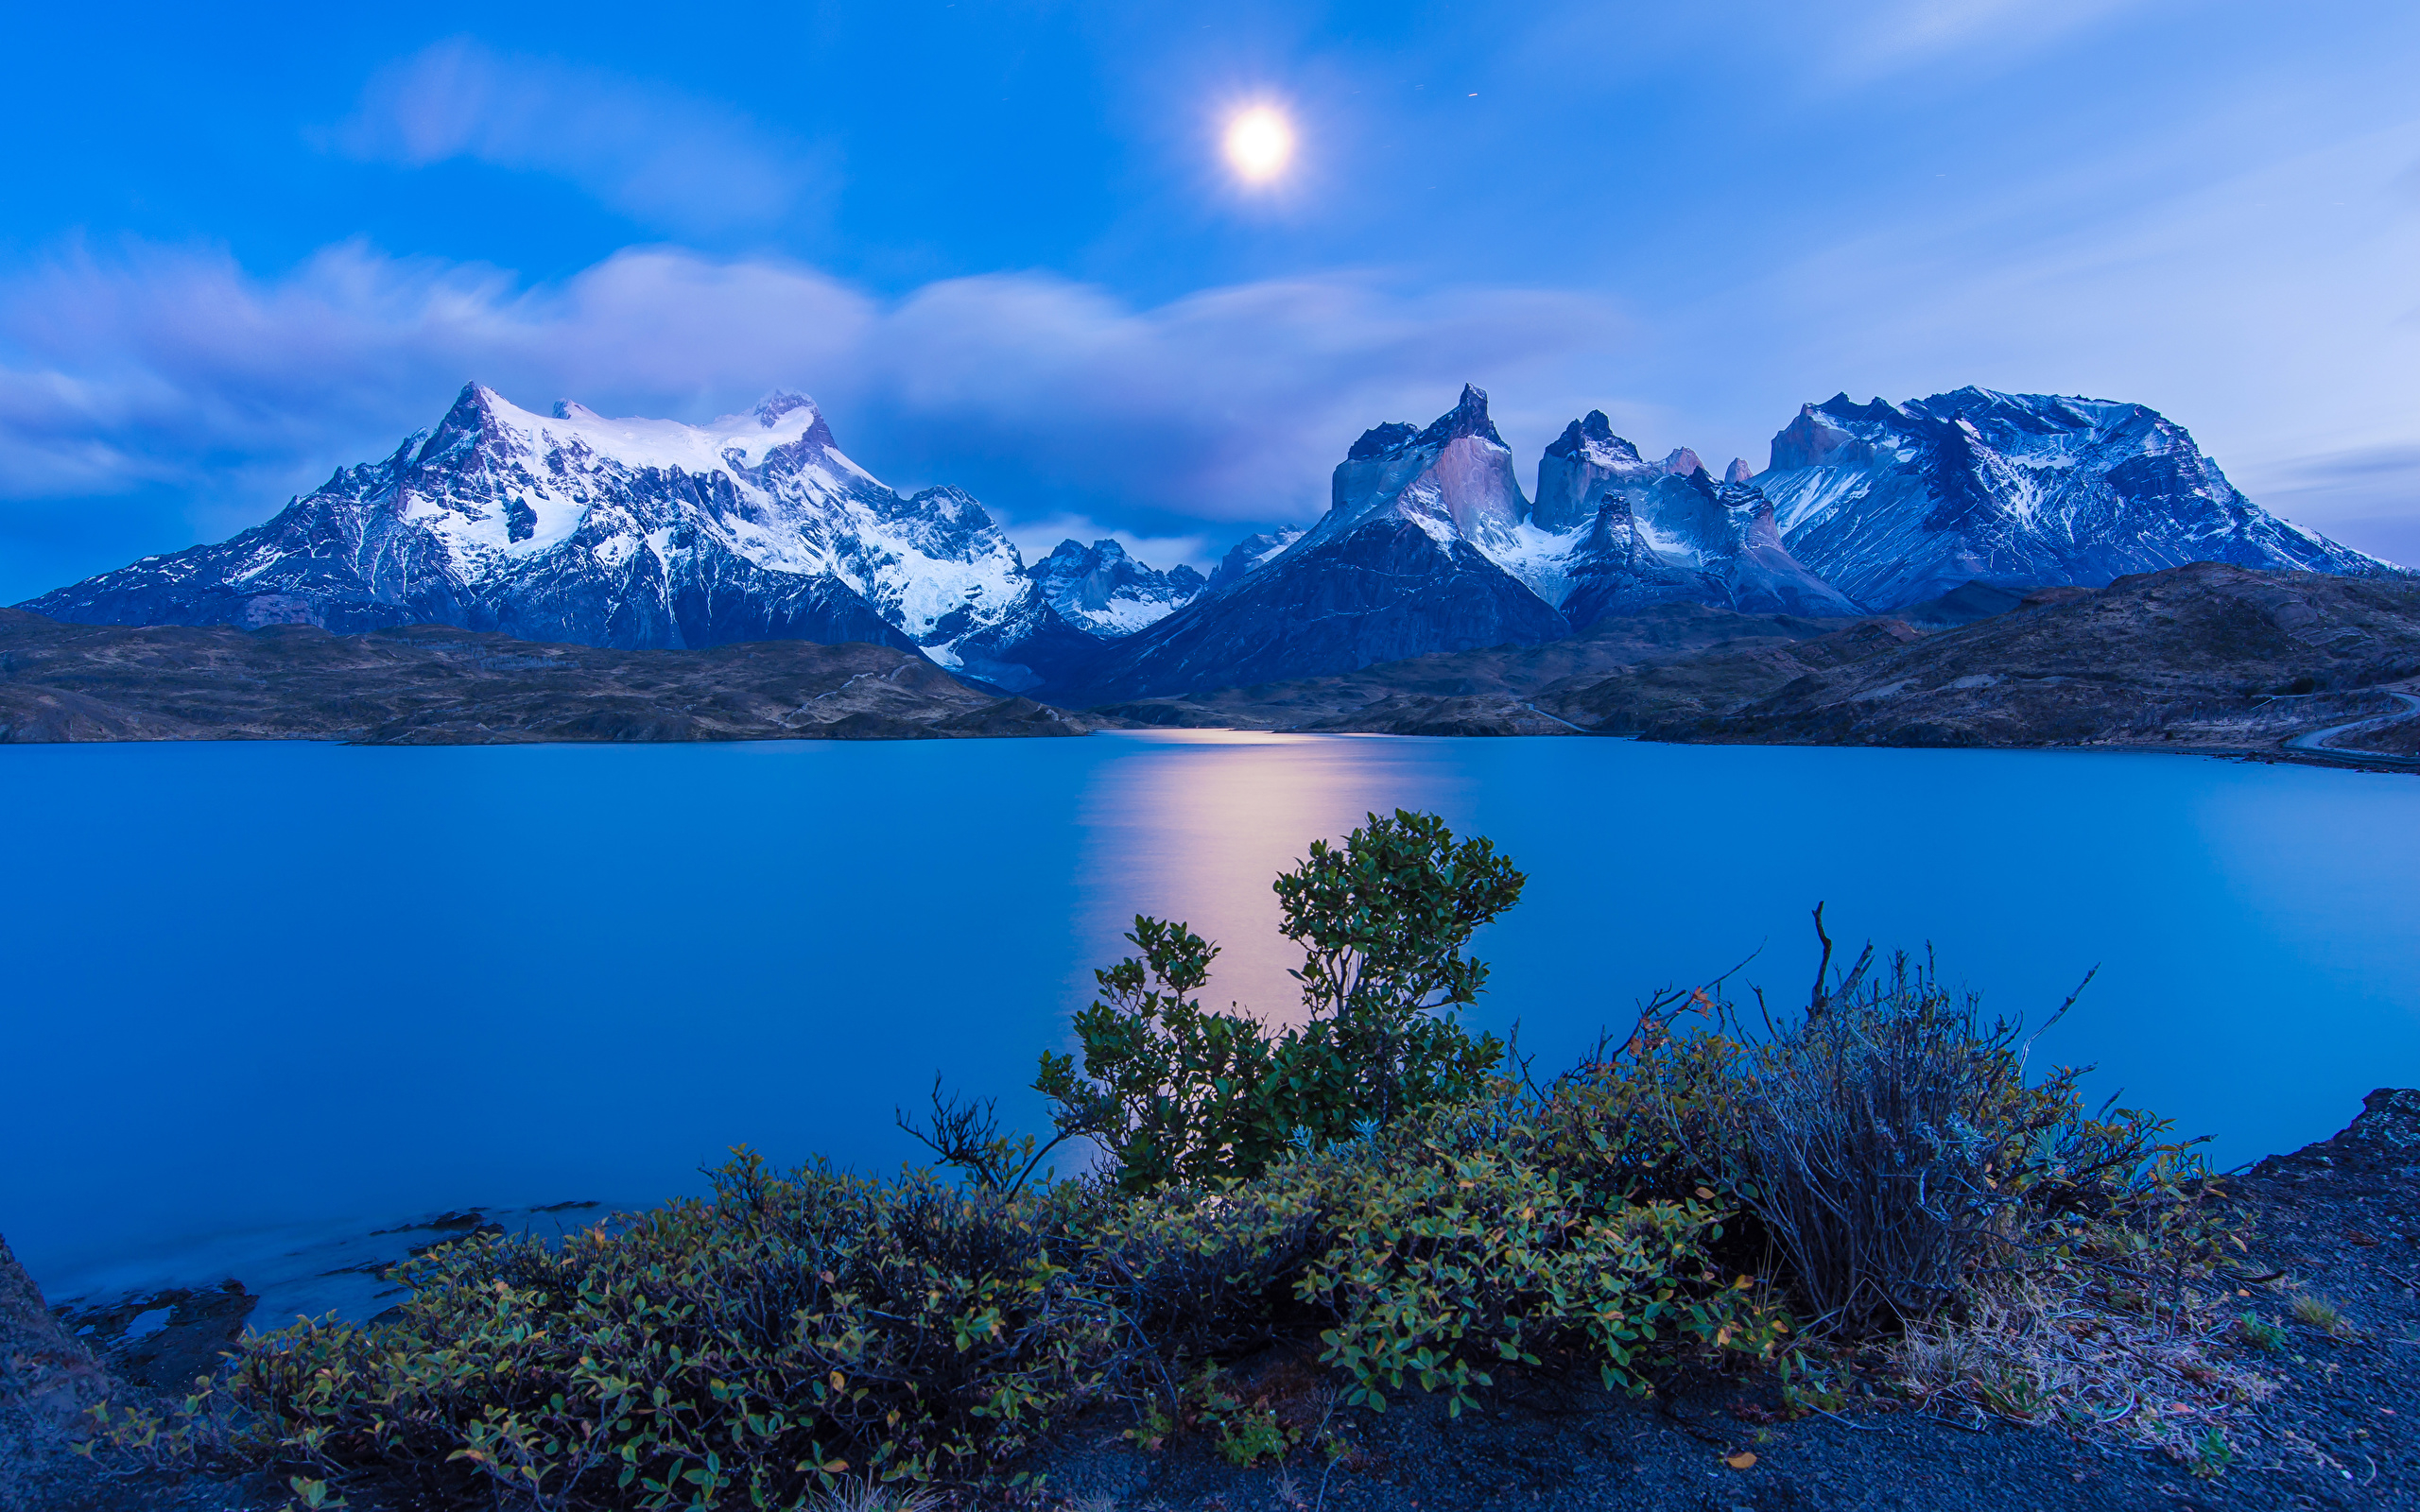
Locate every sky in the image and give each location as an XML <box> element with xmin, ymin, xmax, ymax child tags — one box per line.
<box><xmin>2</xmin><ymin>0</ymin><xmax>2417</xmax><ymax>602</ymax></box>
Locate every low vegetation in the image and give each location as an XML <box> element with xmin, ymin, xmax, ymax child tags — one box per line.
<box><xmin>91</xmin><ymin>812</ymin><xmax>2266</xmax><ymax>1507</ymax></box>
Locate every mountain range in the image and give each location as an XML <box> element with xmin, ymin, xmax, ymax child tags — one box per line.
<box><xmin>21</xmin><ymin>380</ymin><xmax>2400</xmax><ymax>705</ymax></box>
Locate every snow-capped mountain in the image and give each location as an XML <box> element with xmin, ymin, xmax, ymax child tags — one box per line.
<box><xmin>1755</xmin><ymin>388</ymin><xmax>2401</xmax><ymax>609</ymax></box>
<box><xmin>1049</xmin><ymin>387</ymin><xmax>1868</xmax><ymax>702</ymax></box>
<box><xmin>17</xmin><ymin>383</ymin><xmax>1188</xmax><ymax>691</ymax></box>
<box><xmin>25</xmin><ymin>377</ymin><xmax>2397</xmax><ymax>712</ymax></box>
<box><xmin>1027</xmin><ymin>538</ymin><xmax>1205</xmax><ymax>636</ymax></box>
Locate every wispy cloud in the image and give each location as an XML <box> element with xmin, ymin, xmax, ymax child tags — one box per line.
<box><xmin>0</xmin><ymin>240</ymin><xmax>1628</xmax><ymax>576</ymax></box>
<box><xmin>1821</xmin><ymin>0</ymin><xmax>2160</xmax><ymax>85</ymax></box>
<box><xmin>337</xmin><ymin>40</ymin><xmax>825</xmax><ymax>234</ymax></box>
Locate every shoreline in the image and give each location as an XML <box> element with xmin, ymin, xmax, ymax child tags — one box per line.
<box><xmin>7</xmin><ymin>723</ymin><xmax>2420</xmax><ymax>778</ymax></box>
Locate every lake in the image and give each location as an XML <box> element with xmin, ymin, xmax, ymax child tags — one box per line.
<box><xmin>7</xmin><ymin>731</ymin><xmax>2418</xmax><ymax>1318</ymax></box>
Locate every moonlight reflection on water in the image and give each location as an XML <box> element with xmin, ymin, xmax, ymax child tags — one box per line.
<box><xmin>4</xmin><ymin>732</ymin><xmax>2416</xmax><ymax>1312</ymax></box>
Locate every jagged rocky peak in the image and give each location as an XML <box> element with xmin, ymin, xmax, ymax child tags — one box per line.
<box><xmin>1534</xmin><ymin>410</ymin><xmax>1658</xmax><ymax>533</ymax></box>
<box><xmin>1415</xmin><ymin>383</ymin><xmax>1509</xmax><ymax>449</ymax></box>
<box><xmin>1557</xmin><ymin>485</ymin><xmax>1721</xmax><ymax>629</ymax></box>
<box><xmin>1660</xmin><ymin>447</ymin><xmax>1705</xmax><ymax>477</ymax></box>
<box><xmin>1322</xmin><ymin>384</ymin><xmax>1529</xmax><ymax>554</ymax></box>
<box><xmin>1204</xmin><ymin>526</ymin><xmax>1305</xmax><ymax>592</ymax></box>
<box><xmin>1724</xmin><ymin>458</ymin><xmax>1754</xmax><ymax>485</ymax></box>
<box><xmin>752</xmin><ymin>390</ymin><xmax>815</xmax><ymax>425</ymax></box>
<box><xmin>1768</xmin><ymin>394</ymin><xmax>1900</xmax><ymax>472</ymax></box>
<box><xmin>1756</xmin><ymin>386</ymin><xmax>2406</xmax><ymax>610</ymax></box>
<box><xmin>1027</xmin><ymin>538</ymin><xmax>1205</xmax><ymax>638</ymax></box>
<box><xmin>1347</xmin><ymin>421</ymin><xmax>1419</xmax><ymax>460</ymax></box>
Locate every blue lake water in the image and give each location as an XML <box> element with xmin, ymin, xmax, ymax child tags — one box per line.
<box><xmin>6</xmin><ymin>731</ymin><xmax>2419</xmax><ymax>1315</ymax></box>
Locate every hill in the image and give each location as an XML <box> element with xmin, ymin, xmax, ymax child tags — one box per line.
<box><xmin>0</xmin><ymin>609</ymin><xmax>1089</xmax><ymax>745</ymax></box>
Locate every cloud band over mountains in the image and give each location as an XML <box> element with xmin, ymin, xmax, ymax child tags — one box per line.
<box><xmin>0</xmin><ymin>239</ymin><xmax>1628</xmax><ymax>563</ymax></box>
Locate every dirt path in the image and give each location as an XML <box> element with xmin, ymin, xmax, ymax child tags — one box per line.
<box><xmin>2284</xmin><ymin>689</ymin><xmax>2420</xmax><ymax>765</ymax></box>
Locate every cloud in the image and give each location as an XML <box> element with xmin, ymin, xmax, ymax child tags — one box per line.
<box><xmin>337</xmin><ymin>40</ymin><xmax>825</xmax><ymax>234</ymax></box>
<box><xmin>1822</xmin><ymin>0</ymin><xmax>2159</xmax><ymax>84</ymax></box>
<box><xmin>0</xmin><ymin>239</ymin><xmax>1629</xmax><ymax>576</ymax></box>
<box><xmin>991</xmin><ymin>513</ymin><xmax>1219</xmax><ymax>574</ymax></box>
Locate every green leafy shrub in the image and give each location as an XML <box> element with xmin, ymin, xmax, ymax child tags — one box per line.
<box><xmin>1024</xmin><ymin>809</ymin><xmax>1521</xmax><ymax>1192</ymax></box>
<box><xmin>228</xmin><ymin>1152</ymin><xmax>1116</xmax><ymax>1506</ymax></box>
<box><xmin>1291</xmin><ymin>1103</ymin><xmax>1785</xmax><ymax>1415</ymax></box>
<box><xmin>224</xmin><ymin>1102</ymin><xmax>1779</xmax><ymax>1504</ymax></box>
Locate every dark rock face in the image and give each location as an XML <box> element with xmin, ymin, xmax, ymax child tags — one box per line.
<box><xmin>1047</xmin><ymin>387</ymin><xmax>1564</xmax><ymax>703</ymax></box>
<box><xmin>54</xmin><ymin>1282</ymin><xmax>258</xmax><ymax>1393</ymax></box>
<box><xmin>1754</xmin><ymin>387</ymin><xmax>2404</xmax><ymax>610</ymax></box>
<box><xmin>1556</xmin><ymin>493</ymin><xmax>1721</xmax><ymax>628</ymax></box>
<box><xmin>1534</xmin><ymin>411</ymin><xmax>1656</xmax><ymax>533</ymax></box>
<box><xmin>2336</xmin><ymin>1087</ymin><xmax>2420</xmax><ymax>1157</ymax></box>
<box><xmin>1617</xmin><ymin>472</ymin><xmax>1861</xmax><ymax>619</ymax></box>
<box><xmin>1049</xmin><ymin>516</ymin><xmax>1569</xmax><ymax>705</ymax></box>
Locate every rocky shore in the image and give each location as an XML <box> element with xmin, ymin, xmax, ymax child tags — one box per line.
<box><xmin>7</xmin><ymin>1091</ymin><xmax>2416</xmax><ymax>1511</ymax></box>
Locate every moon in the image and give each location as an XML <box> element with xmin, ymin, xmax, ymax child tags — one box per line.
<box><xmin>1223</xmin><ymin>107</ymin><xmax>1295</xmax><ymax>184</ymax></box>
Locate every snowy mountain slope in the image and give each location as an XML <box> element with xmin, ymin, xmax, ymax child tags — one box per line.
<box><xmin>1203</xmin><ymin>526</ymin><xmax>1305</xmax><ymax>592</ymax></box>
<box><xmin>1754</xmin><ymin>388</ymin><xmax>2403</xmax><ymax>610</ymax></box>
<box><xmin>1626</xmin><ymin>470</ymin><xmax>1861</xmax><ymax>618</ymax></box>
<box><xmin>18</xmin><ymin>384</ymin><xmax>1188</xmax><ymax>688</ymax></box>
<box><xmin>1027</xmin><ymin>538</ymin><xmax>1206</xmax><ymax>635</ymax></box>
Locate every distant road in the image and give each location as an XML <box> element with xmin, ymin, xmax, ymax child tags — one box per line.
<box><xmin>2284</xmin><ymin>690</ymin><xmax>2420</xmax><ymax>765</ymax></box>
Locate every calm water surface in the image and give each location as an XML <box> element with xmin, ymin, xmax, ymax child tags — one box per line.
<box><xmin>6</xmin><ymin>732</ymin><xmax>2417</xmax><ymax>1308</ymax></box>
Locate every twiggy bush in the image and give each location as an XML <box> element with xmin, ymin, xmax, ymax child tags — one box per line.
<box><xmin>1533</xmin><ymin>914</ymin><xmax>2238</xmax><ymax>1337</ymax></box>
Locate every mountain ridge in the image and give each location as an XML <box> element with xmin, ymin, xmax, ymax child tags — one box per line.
<box><xmin>21</xmin><ymin>379</ymin><xmax>2401</xmax><ymax>709</ymax></box>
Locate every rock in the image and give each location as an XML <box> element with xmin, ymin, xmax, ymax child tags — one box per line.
<box><xmin>0</xmin><ymin>1233</ymin><xmax>107</xmax><ymax>1422</ymax></box>
<box><xmin>2340</xmin><ymin>1088</ymin><xmax>2420</xmax><ymax>1157</ymax></box>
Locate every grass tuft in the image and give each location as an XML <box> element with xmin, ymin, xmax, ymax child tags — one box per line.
<box><xmin>2290</xmin><ymin>1293</ymin><xmax>2347</xmax><ymax>1335</ymax></box>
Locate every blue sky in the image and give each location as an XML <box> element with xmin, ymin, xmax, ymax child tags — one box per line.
<box><xmin>3</xmin><ymin>0</ymin><xmax>2417</xmax><ymax>601</ymax></box>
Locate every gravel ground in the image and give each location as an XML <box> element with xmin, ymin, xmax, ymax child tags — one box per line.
<box><xmin>11</xmin><ymin>1092</ymin><xmax>2416</xmax><ymax>1512</ymax></box>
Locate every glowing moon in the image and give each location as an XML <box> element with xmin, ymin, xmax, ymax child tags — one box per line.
<box><xmin>1223</xmin><ymin>107</ymin><xmax>1294</xmax><ymax>184</ymax></box>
